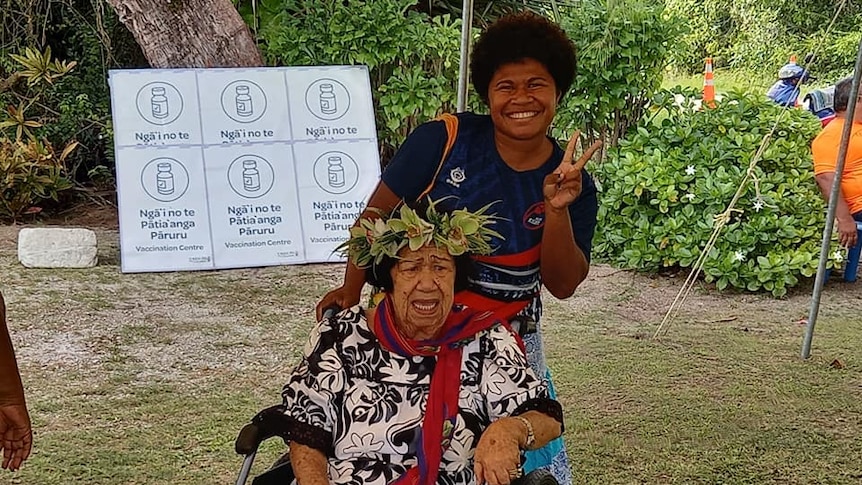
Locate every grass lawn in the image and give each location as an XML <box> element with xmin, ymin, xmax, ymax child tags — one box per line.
<box><xmin>662</xmin><ymin>69</ymin><xmax>773</xmax><ymax>94</ymax></box>
<box><xmin>661</xmin><ymin>69</ymin><xmax>839</xmax><ymax>105</ymax></box>
<box><xmin>2</xmin><ymin>224</ymin><xmax>861</xmax><ymax>484</ymax></box>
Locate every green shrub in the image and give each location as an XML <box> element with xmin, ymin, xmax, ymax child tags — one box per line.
<box><xmin>593</xmin><ymin>87</ymin><xmax>839</xmax><ymax>297</ymax></box>
<box><xmin>554</xmin><ymin>0</ymin><xmax>686</xmax><ymax>152</ymax></box>
<box><xmin>260</xmin><ymin>0</ymin><xmax>461</xmax><ymax>164</ymax></box>
<box><xmin>800</xmin><ymin>30</ymin><xmax>862</xmax><ymax>82</ymax></box>
<box><xmin>0</xmin><ymin>47</ymin><xmax>77</xmax><ymax>221</ymax></box>
<box><xmin>2</xmin><ymin>0</ymin><xmax>143</xmax><ymax>184</ymax></box>
<box><xmin>0</xmin><ymin>137</ymin><xmax>75</xmax><ymax>221</ymax></box>
<box><xmin>666</xmin><ymin>0</ymin><xmax>862</xmax><ymax>80</ymax></box>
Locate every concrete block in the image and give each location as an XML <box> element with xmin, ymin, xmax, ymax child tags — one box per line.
<box><xmin>18</xmin><ymin>228</ymin><xmax>98</xmax><ymax>268</ymax></box>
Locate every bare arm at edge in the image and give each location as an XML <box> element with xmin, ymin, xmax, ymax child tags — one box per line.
<box><xmin>0</xmin><ymin>293</ymin><xmax>25</xmax><ymax>407</ymax></box>
<box><xmin>1</xmin><ymin>291</ymin><xmax>33</xmax><ymax>471</ymax></box>
<box><xmin>815</xmin><ymin>172</ymin><xmax>859</xmax><ymax>248</ymax></box>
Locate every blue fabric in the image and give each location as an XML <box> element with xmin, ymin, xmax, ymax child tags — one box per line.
<box><xmin>523</xmin><ymin>369</ymin><xmax>572</xmax><ymax>483</ymax></box>
<box><xmin>766</xmin><ymin>80</ymin><xmax>800</xmax><ymax>108</ymax></box>
<box><xmin>813</xmin><ymin>108</ymin><xmax>836</xmax><ymax>123</ymax></box>
<box><xmin>382</xmin><ymin>113</ymin><xmax>597</xmax><ymax>260</ymax></box>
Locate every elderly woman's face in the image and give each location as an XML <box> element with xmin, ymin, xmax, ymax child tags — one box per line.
<box><xmin>488</xmin><ymin>58</ymin><xmax>558</xmax><ymax>142</ymax></box>
<box><xmin>390</xmin><ymin>245</ymin><xmax>456</xmax><ymax>339</ymax></box>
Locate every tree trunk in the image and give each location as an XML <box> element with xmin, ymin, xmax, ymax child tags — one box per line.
<box><xmin>105</xmin><ymin>0</ymin><xmax>263</xmax><ymax>68</ymax></box>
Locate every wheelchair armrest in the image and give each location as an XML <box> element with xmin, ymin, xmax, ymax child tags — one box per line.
<box><xmin>235</xmin><ymin>404</ymin><xmax>291</xmax><ymax>455</ymax></box>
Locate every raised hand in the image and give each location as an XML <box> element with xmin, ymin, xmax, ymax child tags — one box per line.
<box><xmin>543</xmin><ymin>131</ymin><xmax>602</xmax><ymax>210</ymax></box>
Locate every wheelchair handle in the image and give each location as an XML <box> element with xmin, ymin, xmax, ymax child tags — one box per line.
<box><xmin>235</xmin><ymin>405</ymin><xmax>290</xmax><ymax>455</ymax></box>
<box><xmin>234</xmin><ymin>422</ymin><xmax>261</xmax><ymax>456</ymax></box>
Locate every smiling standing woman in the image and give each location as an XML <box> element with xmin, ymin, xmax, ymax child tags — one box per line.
<box><xmin>317</xmin><ymin>12</ymin><xmax>598</xmax><ymax>481</ymax></box>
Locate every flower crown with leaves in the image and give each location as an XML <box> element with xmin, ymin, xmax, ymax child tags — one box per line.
<box><xmin>338</xmin><ymin>198</ymin><xmax>503</xmax><ymax>268</ymax></box>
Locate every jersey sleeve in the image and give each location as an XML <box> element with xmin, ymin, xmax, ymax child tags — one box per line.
<box><xmin>381</xmin><ymin>119</ymin><xmax>449</xmax><ymax>201</ymax></box>
<box><xmin>569</xmin><ymin>169</ymin><xmax>599</xmax><ymax>262</ymax></box>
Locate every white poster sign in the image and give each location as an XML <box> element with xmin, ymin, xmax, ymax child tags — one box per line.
<box><xmin>109</xmin><ymin>66</ymin><xmax>380</xmax><ymax>273</ymax></box>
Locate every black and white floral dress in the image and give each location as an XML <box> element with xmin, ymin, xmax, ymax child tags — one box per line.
<box><xmin>280</xmin><ymin>305</ymin><xmax>562</xmax><ymax>485</ymax></box>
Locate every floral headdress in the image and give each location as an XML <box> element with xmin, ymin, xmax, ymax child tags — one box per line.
<box><xmin>339</xmin><ymin>198</ymin><xmax>502</xmax><ymax>268</ymax></box>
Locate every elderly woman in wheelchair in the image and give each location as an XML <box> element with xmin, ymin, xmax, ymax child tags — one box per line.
<box><xmin>243</xmin><ymin>199</ymin><xmax>564</xmax><ymax>485</ymax></box>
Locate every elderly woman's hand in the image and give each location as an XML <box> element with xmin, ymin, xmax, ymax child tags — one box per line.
<box><xmin>474</xmin><ymin>417</ymin><xmax>524</xmax><ymax>485</ymax></box>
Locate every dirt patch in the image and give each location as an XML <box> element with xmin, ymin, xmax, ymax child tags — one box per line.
<box><xmin>31</xmin><ymin>200</ymin><xmax>119</xmax><ymax>230</ymax></box>
<box><xmin>4</xmin><ymin>201</ymin><xmax>860</xmax><ymax>377</ymax></box>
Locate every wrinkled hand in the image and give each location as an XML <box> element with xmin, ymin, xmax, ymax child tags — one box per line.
<box><xmin>474</xmin><ymin>418</ymin><xmax>522</xmax><ymax>485</ymax></box>
<box><xmin>315</xmin><ymin>286</ymin><xmax>359</xmax><ymax>321</ymax></box>
<box><xmin>543</xmin><ymin>131</ymin><xmax>602</xmax><ymax>211</ymax></box>
<box><xmin>1</xmin><ymin>404</ymin><xmax>32</xmax><ymax>471</ymax></box>
<box><xmin>837</xmin><ymin>218</ymin><xmax>859</xmax><ymax>248</ymax></box>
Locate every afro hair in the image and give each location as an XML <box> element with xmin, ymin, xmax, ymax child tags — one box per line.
<box><xmin>470</xmin><ymin>11</ymin><xmax>576</xmax><ymax>105</ymax></box>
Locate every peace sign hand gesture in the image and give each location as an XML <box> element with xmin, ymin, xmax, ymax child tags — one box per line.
<box><xmin>543</xmin><ymin>131</ymin><xmax>602</xmax><ymax>211</ymax></box>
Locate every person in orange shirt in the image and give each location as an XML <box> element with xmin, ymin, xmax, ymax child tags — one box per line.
<box><xmin>812</xmin><ymin>75</ymin><xmax>862</xmax><ymax>248</ymax></box>
<box><xmin>0</xmin><ymin>291</ymin><xmax>32</xmax><ymax>472</ymax></box>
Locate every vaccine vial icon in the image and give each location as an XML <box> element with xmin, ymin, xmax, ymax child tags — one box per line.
<box><xmin>319</xmin><ymin>83</ymin><xmax>337</xmax><ymax>115</ymax></box>
<box><xmin>242</xmin><ymin>160</ymin><xmax>261</xmax><ymax>192</ymax></box>
<box><xmin>151</xmin><ymin>86</ymin><xmax>169</xmax><ymax>120</ymax></box>
<box><xmin>156</xmin><ymin>162</ymin><xmax>175</xmax><ymax>195</ymax></box>
<box><xmin>235</xmin><ymin>85</ymin><xmax>253</xmax><ymax>118</ymax></box>
<box><xmin>327</xmin><ymin>156</ymin><xmax>345</xmax><ymax>188</ymax></box>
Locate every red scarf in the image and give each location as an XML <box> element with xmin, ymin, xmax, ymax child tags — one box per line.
<box><xmin>373</xmin><ymin>294</ymin><xmax>527</xmax><ymax>485</ymax></box>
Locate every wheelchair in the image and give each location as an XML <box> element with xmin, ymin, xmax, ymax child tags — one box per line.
<box><xmin>234</xmin><ymin>306</ymin><xmax>559</xmax><ymax>485</ymax></box>
<box><xmin>233</xmin><ymin>404</ymin><xmax>560</xmax><ymax>485</ymax></box>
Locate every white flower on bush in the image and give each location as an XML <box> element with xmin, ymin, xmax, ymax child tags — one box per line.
<box><xmin>832</xmin><ymin>250</ymin><xmax>844</xmax><ymax>263</ymax></box>
<box><xmin>685</xmin><ymin>165</ymin><xmax>696</xmax><ymax>176</ymax></box>
<box><xmin>733</xmin><ymin>250</ymin><xmax>746</xmax><ymax>262</ymax></box>
<box><xmin>685</xmin><ymin>193</ymin><xmax>696</xmax><ymax>201</ymax></box>
<box><xmin>753</xmin><ymin>199</ymin><xmax>764</xmax><ymax>212</ymax></box>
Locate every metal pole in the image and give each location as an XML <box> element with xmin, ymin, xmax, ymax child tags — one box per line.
<box><xmin>456</xmin><ymin>0</ymin><xmax>474</xmax><ymax>113</ymax></box>
<box><xmin>801</xmin><ymin>36</ymin><xmax>862</xmax><ymax>359</ymax></box>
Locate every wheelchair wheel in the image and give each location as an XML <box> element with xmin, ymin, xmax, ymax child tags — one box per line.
<box><xmin>511</xmin><ymin>468</ymin><xmax>559</xmax><ymax>485</ymax></box>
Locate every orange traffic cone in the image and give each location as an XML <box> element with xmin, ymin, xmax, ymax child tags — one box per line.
<box><xmin>702</xmin><ymin>57</ymin><xmax>716</xmax><ymax>108</ymax></box>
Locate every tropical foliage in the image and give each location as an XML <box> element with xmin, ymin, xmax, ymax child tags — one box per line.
<box><xmin>0</xmin><ymin>136</ymin><xmax>75</xmax><ymax>221</ymax></box>
<box><xmin>257</xmin><ymin>0</ymin><xmax>462</xmax><ymax>163</ymax></box>
<box><xmin>554</xmin><ymin>0</ymin><xmax>686</xmax><ymax>153</ymax></box>
<box><xmin>593</xmin><ymin>88</ymin><xmax>835</xmax><ymax>296</ymax></box>
<box><xmin>0</xmin><ymin>47</ymin><xmax>79</xmax><ymax>221</ymax></box>
<box><xmin>666</xmin><ymin>0</ymin><xmax>862</xmax><ymax>81</ymax></box>
<box><xmin>1</xmin><ymin>0</ymin><xmax>144</xmax><ymax>183</ymax></box>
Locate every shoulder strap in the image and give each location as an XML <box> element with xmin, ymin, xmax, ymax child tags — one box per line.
<box><xmin>417</xmin><ymin>113</ymin><xmax>459</xmax><ymax>201</ymax></box>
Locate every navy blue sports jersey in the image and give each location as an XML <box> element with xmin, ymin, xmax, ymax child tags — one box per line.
<box><xmin>382</xmin><ymin>113</ymin><xmax>597</xmax><ymax>309</ymax></box>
